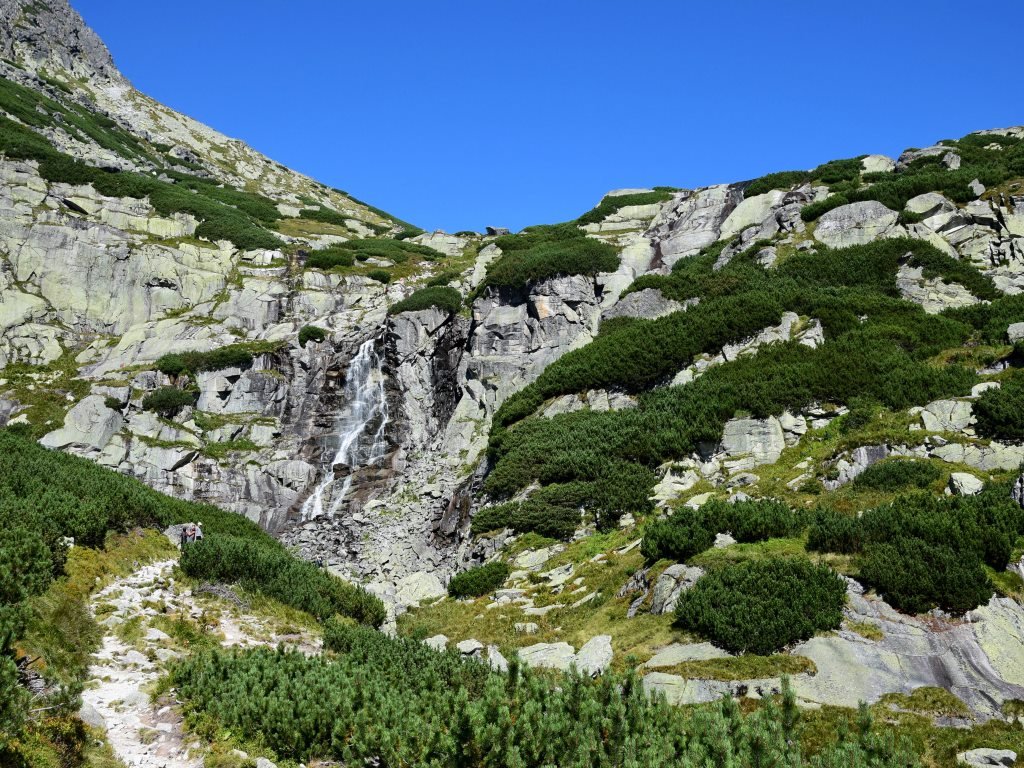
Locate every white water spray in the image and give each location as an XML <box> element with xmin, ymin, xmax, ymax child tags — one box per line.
<box><xmin>301</xmin><ymin>338</ymin><xmax>389</xmax><ymax>520</ymax></box>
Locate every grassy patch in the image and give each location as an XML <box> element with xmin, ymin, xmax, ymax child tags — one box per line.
<box><xmin>648</xmin><ymin>654</ymin><xmax>816</xmax><ymax>681</ymax></box>
<box><xmin>879</xmin><ymin>687</ymin><xmax>972</xmax><ymax>719</ymax></box>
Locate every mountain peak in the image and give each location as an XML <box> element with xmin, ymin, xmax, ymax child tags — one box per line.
<box><xmin>0</xmin><ymin>0</ymin><xmax>121</xmax><ymax>81</ymax></box>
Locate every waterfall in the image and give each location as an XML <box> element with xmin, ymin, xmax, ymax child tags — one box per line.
<box><xmin>301</xmin><ymin>337</ymin><xmax>389</xmax><ymax>520</ymax></box>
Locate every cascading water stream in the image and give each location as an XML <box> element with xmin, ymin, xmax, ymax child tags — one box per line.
<box><xmin>301</xmin><ymin>337</ymin><xmax>389</xmax><ymax>520</ymax></box>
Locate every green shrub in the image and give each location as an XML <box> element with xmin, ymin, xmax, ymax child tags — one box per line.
<box><xmin>576</xmin><ymin>190</ymin><xmax>673</xmax><ymax>225</ymax></box>
<box><xmin>853</xmin><ymin>460</ymin><xmax>942</xmax><ymax>491</ymax></box>
<box><xmin>171</xmin><ymin>623</ymin><xmax>914</xmax><ymax>767</ymax></box>
<box><xmin>801</xmin><ymin>194</ymin><xmax>849</xmax><ymax>221</ymax></box>
<box><xmin>298</xmin><ymin>206</ymin><xmax>349</xmax><ymax>227</ymax></box>
<box><xmin>141</xmin><ymin>387</ymin><xmax>197</xmax><ymax>415</ymax></box>
<box><xmin>388</xmin><ymin>286</ymin><xmax>462</xmax><ymax>315</ymax></box>
<box><xmin>179</xmin><ymin>536</ymin><xmax>384</xmax><ymax>626</ymax></box>
<box><xmin>641</xmin><ymin>498</ymin><xmax>805</xmax><ymax>563</ymax></box>
<box><xmin>641</xmin><ymin>512</ymin><xmax>715</xmax><ymax>563</ymax></box>
<box><xmin>447</xmin><ymin>561</ymin><xmax>510</xmax><ymax>598</ymax></box>
<box><xmin>675</xmin><ymin>559</ymin><xmax>846</xmax><ymax>654</ymax></box>
<box><xmin>426</xmin><ymin>269</ymin><xmax>462</xmax><ymax>287</ymax></box>
<box><xmin>807</xmin><ymin>508</ymin><xmax>862</xmax><ymax>554</ymax></box>
<box><xmin>974</xmin><ymin>375</ymin><xmax>1024</xmax><ymax>441</ymax></box>
<box><xmin>481</xmin><ymin>223</ymin><xmax>619</xmax><ymax>292</ymax></box>
<box><xmin>859</xmin><ymin>537</ymin><xmax>993</xmax><ymax>615</ymax></box>
<box><xmin>155</xmin><ymin>344</ymin><xmax>260</xmax><ymax>376</ymax></box>
<box><xmin>305</xmin><ymin>246</ymin><xmax>355</xmax><ymax>270</ymax></box>
<box><xmin>744</xmin><ymin>170</ymin><xmax>810</xmax><ymax>197</ymax></box>
<box><xmin>298</xmin><ymin>325</ymin><xmax>328</xmax><ymax>347</ymax></box>
<box><xmin>470</xmin><ymin>503</ymin><xmax>515</xmax><ymax>535</ymax></box>
<box><xmin>102</xmin><ymin>396</ymin><xmax>122</xmax><ymax>411</ymax></box>
<box><xmin>366</xmin><ymin>269</ymin><xmax>391</xmax><ymax>284</ymax></box>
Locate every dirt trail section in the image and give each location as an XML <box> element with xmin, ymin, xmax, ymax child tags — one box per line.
<box><xmin>80</xmin><ymin>558</ymin><xmax>320</xmax><ymax>768</ymax></box>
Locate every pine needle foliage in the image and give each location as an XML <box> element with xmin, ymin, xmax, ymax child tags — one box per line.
<box><xmin>171</xmin><ymin>621</ymin><xmax>917</xmax><ymax>767</ymax></box>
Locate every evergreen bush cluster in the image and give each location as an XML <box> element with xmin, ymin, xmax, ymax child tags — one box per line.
<box><xmin>852</xmin><ymin>460</ymin><xmax>942</xmax><ymax>492</ymax></box>
<box><xmin>0</xmin><ymin>429</ymin><xmax>384</xmax><ymax>730</ymax></box>
<box><xmin>446</xmin><ymin>561</ymin><xmax>510</xmax><ymax>598</ymax></box>
<box><xmin>480</xmin><ymin>223</ymin><xmax>619</xmax><ymax>292</ymax></box>
<box><xmin>298</xmin><ymin>325</ymin><xmax>328</xmax><ymax>347</ymax></box>
<box><xmin>808</xmin><ymin>489</ymin><xmax>1024</xmax><ymax>614</ymax></box>
<box><xmin>141</xmin><ymin>387</ymin><xmax>197</xmax><ymax>415</ymax></box>
<box><xmin>304</xmin><ymin>237</ymin><xmax>443</xmax><ymax>269</ymax></box>
<box><xmin>642</xmin><ymin>498</ymin><xmax>806</xmax><ymax>563</ymax></box>
<box><xmin>483</xmin><ymin>238</ymin><xmax>980</xmax><ymax>516</ymax></box>
<box><xmin>179</xmin><ymin>536</ymin><xmax>384</xmax><ymax>626</ymax></box>
<box><xmin>674</xmin><ymin>559</ymin><xmax>847</xmax><ymax>654</ymax></box>
<box><xmin>388</xmin><ymin>286</ymin><xmax>462</xmax><ymax>315</ymax></box>
<box><xmin>799</xmin><ymin>134</ymin><xmax>1024</xmax><ymax>222</ymax></box>
<box><xmin>171</xmin><ymin>621</ymin><xmax>915</xmax><ymax>767</ymax></box>
<box><xmin>155</xmin><ymin>343</ymin><xmax>266</xmax><ymax>377</ymax></box>
<box><xmin>973</xmin><ymin>373</ymin><xmax>1024</xmax><ymax>441</ymax></box>
<box><xmin>575</xmin><ymin>190</ymin><xmax>673</xmax><ymax>225</ymax></box>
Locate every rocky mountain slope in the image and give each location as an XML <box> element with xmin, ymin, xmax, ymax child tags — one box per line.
<box><xmin>2</xmin><ymin>1</ymin><xmax>1024</xmax><ymax>759</ymax></box>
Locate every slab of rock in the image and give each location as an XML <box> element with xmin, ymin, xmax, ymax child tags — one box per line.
<box><xmin>815</xmin><ymin>201</ymin><xmax>898</xmax><ymax>248</ymax></box>
<box><xmin>518</xmin><ymin>642</ymin><xmax>577</xmax><ymax>671</ymax></box>
<box><xmin>514</xmin><ymin>622</ymin><xmax>539</xmax><ymax>634</ymax></box>
<box><xmin>1008</xmin><ymin>322</ymin><xmax>1024</xmax><ymax>343</ymax></box>
<box><xmin>456</xmin><ymin>639</ymin><xmax>484</xmax><ymax>657</ymax></box>
<box><xmin>39</xmin><ymin>395</ymin><xmax>122</xmax><ymax>451</ymax></box>
<box><xmin>957</xmin><ymin>748</ymin><xmax>1017</xmax><ymax>767</ymax></box>
<box><xmin>861</xmin><ymin>155</ymin><xmax>896</xmax><ymax>174</ymax></box>
<box><xmin>423</xmin><ymin>634</ymin><xmax>448</xmax><ymax>651</ymax></box>
<box><xmin>643</xmin><ymin>642</ymin><xmax>730</xmax><ymax>668</ymax></box>
<box><xmin>650</xmin><ymin>564</ymin><xmax>704</xmax><ymax>615</ymax></box>
<box><xmin>394</xmin><ymin>571</ymin><xmax>446</xmax><ymax>607</ymax></box>
<box><xmin>949</xmin><ymin>472</ymin><xmax>984</xmax><ymax>496</ymax></box>
<box><xmin>920</xmin><ymin>399</ymin><xmax>975</xmax><ymax>433</ymax></box>
<box><xmin>720</xmin><ymin>416</ymin><xmax>785</xmax><ymax>471</ymax></box>
<box><xmin>602</xmin><ymin>288</ymin><xmax>683</xmax><ymax>321</ymax></box>
<box><xmin>575</xmin><ymin>635</ymin><xmax>614</xmax><ymax>676</ymax></box>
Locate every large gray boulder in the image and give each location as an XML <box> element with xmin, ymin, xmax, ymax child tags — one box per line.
<box><xmin>720</xmin><ymin>416</ymin><xmax>786</xmax><ymax>471</ymax></box>
<box><xmin>957</xmin><ymin>748</ymin><xmax>1017</xmax><ymax>767</ymax></box>
<box><xmin>575</xmin><ymin>635</ymin><xmax>614</xmax><ymax>676</ymax></box>
<box><xmin>39</xmin><ymin>395</ymin><xmax>122</xmax><ymax>452</ymax></box>
<box><xmin>518</xmin><ymin>642</ymin><xmax>577</xmax><ymax>672</ymax></box>
<box><xmin>814</xmin><ymin>201</ymin><xmax>898</xmax><ymax>248</ymax></box>
<box><xmin>920</xmin><ymin>399</ymin><xmax>975</xmax><ymax>433</ymax></box>
<box><xmin>949</xmin><ymin>472</ymin><xmax>984</xmax><ymax>496</ymax></box>
<box><xmin>650</xmin><ymin>564</ymin><xmax>704</xmax><ymax>615</ymax></box>
<box><xmin>602</xmin><ymin>288</ymin><xmax>684</xmax><ymax>321</ymax></box>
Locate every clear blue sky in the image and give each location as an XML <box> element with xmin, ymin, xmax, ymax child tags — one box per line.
<box><xmin>72</xmin><ymin>1</ymin><xmax>1024</xmax><ymax>233</ymax></box>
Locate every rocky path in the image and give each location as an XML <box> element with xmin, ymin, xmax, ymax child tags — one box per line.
<box><xmin>80</xmin><ymin>559</ymin><xmax>318</xmax><ymax>768</ymax></box>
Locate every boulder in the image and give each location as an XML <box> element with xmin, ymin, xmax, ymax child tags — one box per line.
<box><xmin>602</xmin><ymin>288</ymin><xmax>683</xmax><ymax>321</ymax></box>
<box><xmin>78</xmin><ymin>701</ymin><xmax>106</xmax><ymax>729</ymax></box>
<box><xmin>518</xmin><ymin>642</ymin><xmax>576</xmax><ymax>672</ymax></box>
<box><xmin>39</xmin><ymin>395</ymin><xmax>122</xmax><ymax>451</ymax></box>
<box><xmin>814</xmin><ymin>201</ymin><xmax>898</xmax><ymax>248</ymax></box>
<box><xmin>861</xmin><ymin>155</ymin><xmax>896</xmax><ymax>174</ymax></box>
<box><xmin>920</xmin><ymin>399</ymin><xmax>975</xmax><ymax>432</ymax></box>
<box><xmin>650</xmin><ymin>564</ymin><xmax>704</xmax><ymax>615</ymax></box>
<box><xmin>957</xmin><ymin>748</ymin><xmax>1017</xmax><ymax>767</ymax></box>
<box><xmin>456</xmin><ymin>639</ymin><xmax>484</xmax><ymax>657</ymax></box>
<box><xmin>394</xmin><ymin>571</ymin><xmax>446</xmax><ymax>607</ymax></box>
<box><xmin>1008</xmin><ymin>322</ymin><xmax>1024</xmax><ymax>343</ymax></box>
<box><xmin>949</xmin><ymin>472</ymin><xmax>984</xmax><ymax>496</ymax></box>
<box><xmin>423</xmin><ymin>634</ymin><xmax>449</xmax><ymax>651</ymax></box>
<box><xmin>575</xmin><ymin>635</ymin><xmax>614</xmax><ymax>676</ymax></box>
<box><xmin>643</xmin><ymin>642</ymin><xmax>730</xmax><ymax>668</ymax></box>
<box><xmin>720</xmin><ymin>416</ymin><xmax>786</xmax><ymax>471</ymax></box>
